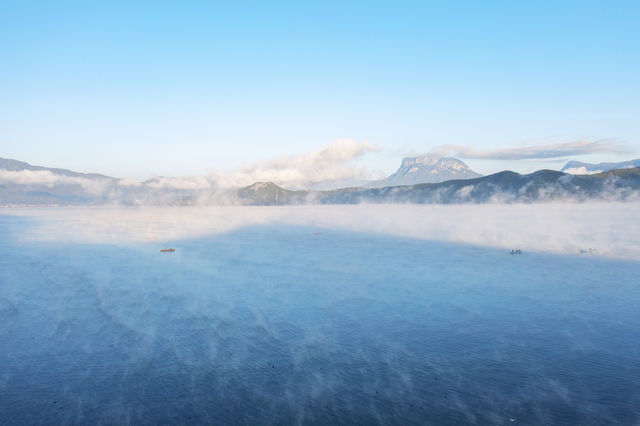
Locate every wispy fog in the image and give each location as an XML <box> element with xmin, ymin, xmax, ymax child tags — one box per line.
<box><xmin>428</xmin><ymin>139</ymin><xmax>628</xmax><ymax>160</ymax></box>
<box><xmin>6</xmin><ymin>203</ymin><xmax>639</xmax><ymax>260</ymax></box>
<box><xmin>2</xmin><ymin>203</ymin><xmax>639</xmax><ymax>424</ymax></box>
<box><xmin>0</xmin><ymin>169</ymin><xmax>111</xmax><ymax>194</ymax></box>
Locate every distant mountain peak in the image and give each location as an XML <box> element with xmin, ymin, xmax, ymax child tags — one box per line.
<box><xmin>367</xmin><ymin>155</ymin><xmax>482</xmax><ymax>187</ymax></box>
<box><xmin>0</xmin><ymin>157</ymin><xmax>114</xmax><ymax>180</ymax></box>
<box><xmin>401</xmin><ymin>156</ymin><xmax>476</xmax><ymax>173</ymax></box>
<box><xmin>561</xmin><ymin>159</ymin><xmax>640</xmax><ymax>175</ymax></box>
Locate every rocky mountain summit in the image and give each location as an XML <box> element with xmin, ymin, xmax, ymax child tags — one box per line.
<box><xmin>367</xmin><ymin>156</ymin><xmax>482</xmax><ymax>187</ymax></box>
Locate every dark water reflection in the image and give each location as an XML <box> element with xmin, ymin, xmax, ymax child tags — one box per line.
<box><xmin>1</xmin><ymin>223</ymin><xmax>639</xmax><ymax>425</ymax></box>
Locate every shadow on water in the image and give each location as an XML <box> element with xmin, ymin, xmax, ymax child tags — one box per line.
<box><xmin>1</xmin><ymin>216</ymin><xmax>639</xmax><ymax>425</ymax></box>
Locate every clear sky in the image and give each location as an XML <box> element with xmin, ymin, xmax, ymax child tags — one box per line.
<box><xmin>1</xmin><ymin>0</ymin><xmax>639</xmax><ymax>179</ymax></box>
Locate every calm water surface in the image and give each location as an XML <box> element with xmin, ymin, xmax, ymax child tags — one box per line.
<box><xmin>1</xmin><ymin>218</ymin><xmax>639</xmax><ymax>425</ymax></box>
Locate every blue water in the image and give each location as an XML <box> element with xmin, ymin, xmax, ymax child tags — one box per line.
<box><xmin>1</xmin><ymin>219</ymin><xmax>639</xmax><ymax>424</ymax></box>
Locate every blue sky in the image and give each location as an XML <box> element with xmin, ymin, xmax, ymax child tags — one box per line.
<box><xmin>1</xmin><ymin>0</ymin><xmax>639</xmax><ymax>179</ymax></box>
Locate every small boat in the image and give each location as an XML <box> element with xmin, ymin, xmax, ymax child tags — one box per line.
<box><xmin>160</xmin><ymin>248</ymin><xmax>175</xmax><ymax>253</ymax></box>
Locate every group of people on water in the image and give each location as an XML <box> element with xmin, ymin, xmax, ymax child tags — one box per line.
<box><xmin>510</xmin><ymin>248</ymin><xmax>596</xmax><ymax>255</ymax></box>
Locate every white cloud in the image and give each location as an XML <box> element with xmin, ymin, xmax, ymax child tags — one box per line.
<box><xmin>211</xmin><ymin>139</ymin><xmax>379</xmax><ymax>188</ymax></box>
<box><xmin>0</xmin><ymin>169</ymin><xmax>110</xmax><ymax>194</ymax></box>
<box><xmin>1</xmin><ymin>140</ymin><xmax>380</xmax><ymax>200</ymax></box>
<box><xmin>428</xmin><ymin>140</ymin><xmax>628</xmax><ymax>160</ymax></box>
<box><xmin>0</xmin><ymin>169</ymin><xmax>65</xmax><ymax>186</ymax></box>
<box><xmin>454</xmin><ymin>185</ymin><xmax>475</xmax><ymax>199</ymax></box>
<box><xmin>102</xmin><ymin>139</ymin><xmax>380</xmax><ymax>192</ymax></box>
<box><xmin>563</xmin><ymin>167</ymin><xmax>601</xmax><ymax>175</ymax></box>
<box><xmin>117</xmin><ymin>178</ymin><xmax>143</xmax><ymax>187</ymax></box>
<box><xmin>144</xmin><ymin>176</ymin><xmax>212</xmax><ymax>190</ymax></box>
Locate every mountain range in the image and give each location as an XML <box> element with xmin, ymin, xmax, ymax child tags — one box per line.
<box><xmin>1</xmin><ymin>156</ymin><xmax>640</xmax><ymax>206</ymax></box>
<box><xmin>235</xmin><ymin>167</ymin><xmax>640</xmax><ymax>205</ymax></box>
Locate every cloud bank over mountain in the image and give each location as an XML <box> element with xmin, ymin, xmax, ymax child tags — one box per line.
<box><xmin>0</xmin><ymin>169</ymin><xmax>99</xmax><ymax>189</ymax></box>
<box><xmin>209</xmin><ymin>139</ymin><xmax>379</xmax><ymax>189</ymax></box>
<box><xmin>3</xmin><ymin>141</ymin><xmax>640</xmax><ymax>206</ymax></box>
<box><xmin>111</xmin><ymin>139</ymin><xmax>379</xmax><ymax>191</ymax></box>
<box><xmin>1</xmin><ymin>139</ymin><xmax>379</xmax><ymax>195</ymax></box>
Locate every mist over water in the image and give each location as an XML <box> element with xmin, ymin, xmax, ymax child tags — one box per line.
<box><xmin>1</xmin><ymin>205</ymin><xmax>639</xmax><ymax>424</ymax></box>
<box><xmin>6</xmin><ymin>203</ymin><xmax>640</xmax><ymax>260</ymax></box>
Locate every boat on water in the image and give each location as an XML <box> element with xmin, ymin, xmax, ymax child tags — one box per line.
<box><xmin>160</xmin><ymin>248</ymin><xmax>175</xmax><ymax>253</ymax></box>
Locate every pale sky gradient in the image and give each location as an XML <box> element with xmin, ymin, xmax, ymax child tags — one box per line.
<box><xmin>1</xmin><ymin>1</ymin><xmax>639</xmax><ymax>179</ymax></box>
